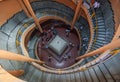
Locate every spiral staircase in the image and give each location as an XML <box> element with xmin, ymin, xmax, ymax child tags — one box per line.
<box><xmin>0</xmin><ymin>0</ymin><xmax>120</xmax><ymax>82</ymax></box>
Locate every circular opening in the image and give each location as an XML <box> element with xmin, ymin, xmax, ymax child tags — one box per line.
<box><xmin>36</xmin><ymin>19</ymin><xmax>80</xmax><ymax>69</ymax></box>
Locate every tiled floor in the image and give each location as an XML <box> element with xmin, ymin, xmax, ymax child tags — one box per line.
<box><xmin>37</xmin><ymin>20</ymin><xmax>80</xmax><ymax>69</ymax></box>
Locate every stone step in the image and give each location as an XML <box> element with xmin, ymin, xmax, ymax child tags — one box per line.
<box><xmin>93</xmin><ymin>66</ymin><xmax>106</xmax><ymax>82</ymax></box>
<box><xmin>98</xmin><ymin>26</ymin><xmax>105</xmax><ymax>29</ymax></box>
<box><xmin>74</xmin><ymin>72</ymin><xmax>81</xmax><ymax>82</ymax></box>
<box><xmin>79</xmin><ymin>72</ymin><xmax>87</xmax><ymax>82</ymax></box>
<box><xmin>84</xmin><ymin>70</ymin><xmax>93</xmax><ymax>82</ymax></box>
<box><xmin>97</xmin><ymin>19</ymin><xmax>104</xmax><ymax>23</ymax></box>
<box><xmin>98</xmin><ymin>29</ymin><xmax>106</xmax><ymax>32</ymax></box>
<box><xmin>24</xmin><ymin>64</ymin><xmax>35</xmax><ymax>81</ymax></box>
<box><xmin>95</xmin><ymin>40</ymin><xmax>107</xmax><ymax>44</ymax></box>
<box><xmin>97</xmin><ymin>37</ymin><xmax>106</xmax><ymax>41</ymax></box>
<box><xmin>0</xmin><ymin>32</ymin><xmax>8</xmax><ymax>50</ymax></box>
<box><xmin>65</xmin><ymin>74</ymin><xmax>71</xmax><ymax>82</ymax></box>
<box><xmin>98</xmin><ymin>63</ymin><xmax>115</xmax><ymax>82</ymax></box>
<box><xmin>0</xmin><ymin>59</ymin><xmax>15</xmax><ymax>70</ymax></box>
<box><xmin>104</xmin><ymin>57</ymin><xmax>120</xmax><ymax>81</ymax></box>
<box><xmin>89</xmin><ymin>68</ymin><xmax>99</xmax><ymax>82</ymax></box>
<box><xmin>61</xmin><ymin>74</ymin><xmax>67</xmax><ymax>82</ymax></box>
<box><xmin>29</xmin><ymin>69</ymin><xmax>43</xmax><ymax>82</ymax></box>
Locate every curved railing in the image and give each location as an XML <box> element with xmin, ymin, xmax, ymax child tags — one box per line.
<box><xmin>86</xmin><ymin>0</ymin><xmax>114</xmax><ymax>52</ymax></box>
<box><xmin>0</xmin><ymin>1</ymin><xmax>119</xmax><ymax>82</ymax></box>
<box><xmin>19</xmin><ymin>20</ymin><xmax>118</xmax><ymax>74</ymax></box>
<box><xmin>31</xmin><ymin>48</ymin><xmax>120</xmax><ymax>74</ymax></box>
<box><xmin>16</xmin><ymin>18</ymin><xmax>34</xmax><ymax>55</ymax></box>
<box><xmin>22</xmin><ymin>1</ymin><xmax>102</xmax><ymax>71</ymax></box>
<box><xmin>8</xmin><ymin>0</ymin><xmax>116</xmax><ymax>74</ymax></box>
<box><xmin>73</xmin><ymin>0</ymin><xmax>114</xmax><ymax>67</ymax></box>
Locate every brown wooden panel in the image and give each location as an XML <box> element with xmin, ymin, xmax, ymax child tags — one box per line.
<box><xmin>0</xmin><ymin>0</ymin><xmax>22</xmax><ymax>26</ymax></box>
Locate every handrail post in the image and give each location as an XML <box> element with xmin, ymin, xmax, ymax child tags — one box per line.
<box><xmin>23</xmin><ymin>0</ymin><xmax>43</xmax><ymax>33</ymax></box>
<box><xmin>76</xmin><ymin>38</ymin><xmax>120</xmax><ymax>60</ymax></box>
<box><xmin>17</xmin><ymin>0</ymin><xmax>31</xmax><ymax>17</ymax></box>
<box><xmin>76</xmin><ymin>24</ymin><xmax>120</xmax><ymax>60</ymax></box>
<box><xmin>0</xmin><ymin>50</ymin><xmax>45</xmax><ymax>64</ymax></box>
<box><xmin>71</xmin><ymin>0</ymin><xmax>83</xmax><ymax>30</ymax></box>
